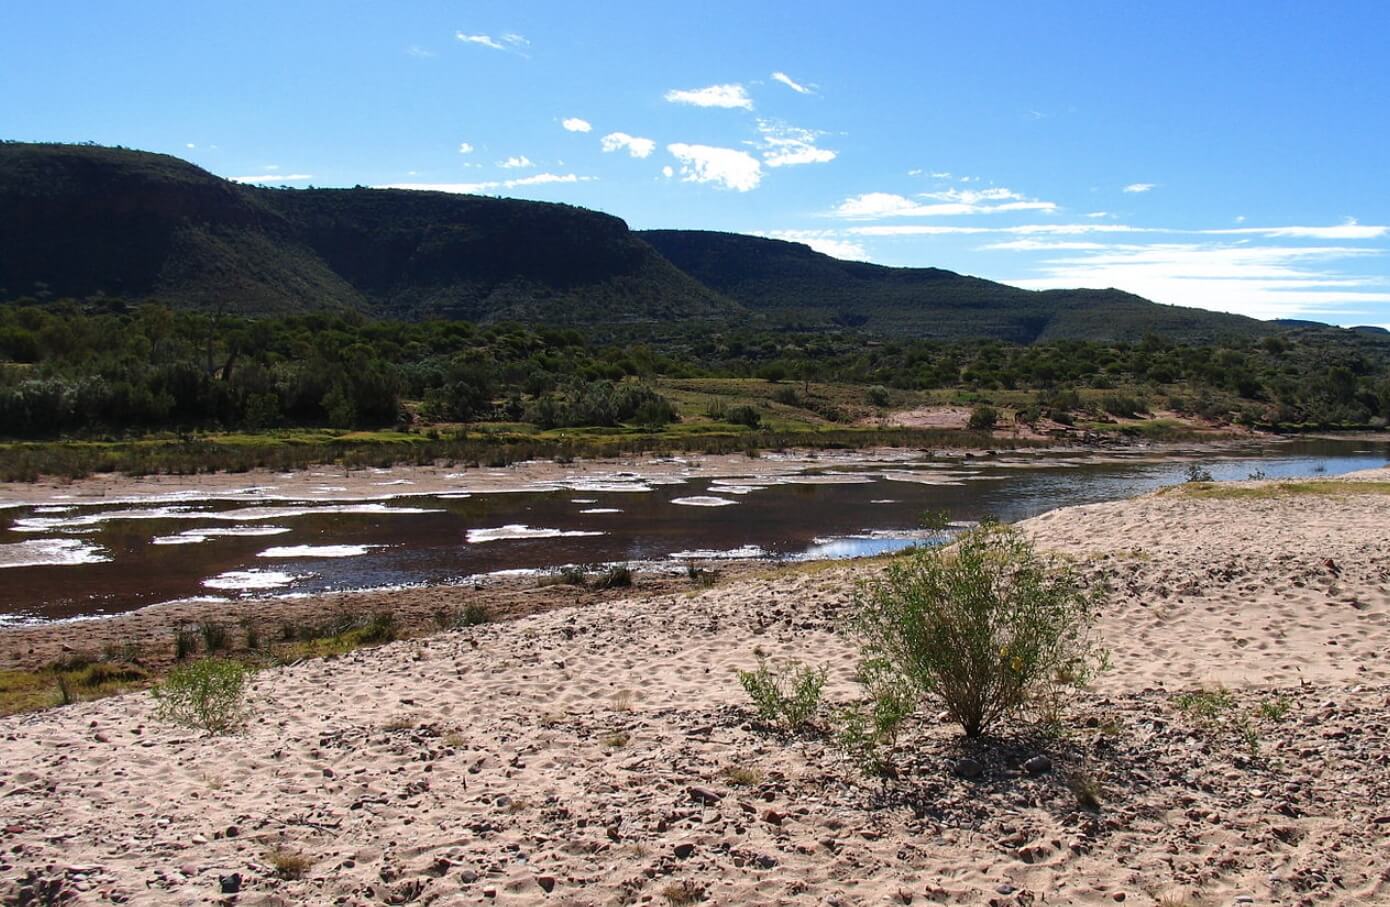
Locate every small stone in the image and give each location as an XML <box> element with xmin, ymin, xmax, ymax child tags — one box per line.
<box><xmin>688</xmin><ymin>786</ymin><xmax>722</xmax><ymax>805</ymax></box>
<box><xmin>224</xmin><ymin>825</ymin><xmax>239</xmax><ymax>838</ymax></box>
<box><xmin>1024</xmin><ymin>755</ymin><xmax>1052</xmax><ymax>775</ymax></box>
<box><xmin>673</xmin><ymin>842</ymin><xmax>696</xmax><ymax>859</ymax></box>
<box><xmin>762</xmin><ymin>809</ymin><xmax>785</xmax><ymax>826</ymax></box>
<box><xmin>605</xmin><ymin>824</ymin><xmax>621</xmax><ymax>841</ymax></box>
<box><xmin>953</xmin><ymin>757</ymin><xmax>984</xmax><ymax>780</ymax></box>
<box><xmin>1112</xmin><ymin>893</ymin><xmax>1126</xmax><ymax>902</ymax></box>
<box><xmin>459</xmin><ymin>869</ymin><xmax>479</xmax><ymax>884</ymax></box>
<box><xmin>536</xmin><ymin>876</ymin><xmax>556</xmax><ymax>893</ymax></box>
<box><xmin>218</xmin><ymin>873</ymin><xmax>242</xmax><ymax>894</ymax></box>
<box><xmin>996</xmin><ymin>883</ymin><xmax>1017</xmax><ymax>895</ymax></box>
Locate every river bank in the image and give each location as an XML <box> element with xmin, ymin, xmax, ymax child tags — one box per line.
<box><xmin>1</xmin><ymin>469</ymin><xmax>1388</xmax><ymax>904</ymax></box>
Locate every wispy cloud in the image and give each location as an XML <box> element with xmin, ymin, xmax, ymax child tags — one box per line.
<box><xmin>561</xmin><ymin>117</ymin><xmax>592</xmax><ymax>133</ymax></box>
<box><xmin>770</xmin><ymin>71</ymin><xmax>813</xmax><ymax>94</ymax></box>
<box><xmin>759</xmin><ymin>229</ymin><xmax>867</xmax><ymax>261</ymax></box>
<box><xmin>601</xmin><ymin>132</ymin><xmax>656</xmax><ymax>159</ymax></box>
<box><xmin>458</xmin><ymin>142</ymin><xmax>474</xmax><ymax>154</ymax></box>
<box><xmin>229</xmin><ymin>173</ymin><xmax>312</xmax><ymax>184</ymax></box>
<box><xmin>666</xmin><ymin>143</ymin><xmax>762</xmax><ymax>191</ymax></box>
<box><xmin>756</xmin><ymin>121</ymin><xmax>836</xmax><ymax>167</ymax></box>
<box><xmin>1201</xmin><ymin>220</ymin><xmax>1388</xmax><ymax>240</ymax></box>
<box><xmin>1010</xmin><ymin>241</ymin><xmax>1390</xmax><ymax>320</ymax></box>
<box><xmin>375</xmin><ymin>173</ymin><xmax>593</xmax><ymax>194</ymax></box>
<box><xmin>498</xmin><ymin>155</ymin><xmax>534</xmax><ymax>169</ymax></box>
<box><xmin>664</xmin><ymin>83</ymin><xmax>753</xmax><ymax>110</ymax></box>
<box><xmin>1123</xmin><ymin>182</ymin><xmax>1155</xmax><ymax>193</ymax></box>
<box><xmin>834</xmin><ymin>190</ymin><xmax>1056</xmax><ymax>219</ymax></box>
<box><xmin>405</xmin><ymin>45</ymin><xmax>435</xmax><ymax>59</ymax></box>
<box><xmin>456</xmin><ymin>32</ymin><xmax>528</xmax><ymax>55</ymax></box>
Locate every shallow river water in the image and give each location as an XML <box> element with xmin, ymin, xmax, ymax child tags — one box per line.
<box><xmin>1</xmin><ymin>438</ymin><xmax>1386</xmax><ymax>624</ymax></box>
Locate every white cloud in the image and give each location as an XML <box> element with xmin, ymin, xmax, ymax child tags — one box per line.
<box><xmin>833</xmin><ymin>191</ymin><xmax>1056</xmax><ymax>219</ymax></box>
<box><xmin>456</xmin><ymin>32</ymin><xmax>528</xmax><ymax>54</ymax></box>
<box><xmin>1123</xmin><ymin>182</ymin><xmax>1155</xmax><ymax>193</ymax></box>
<box><xmin>601</xmin><ymin>132</ymin><xmax>656</xmax><ymax>159</ymax></box>
<box><xmin>1010</xmin><ymin>241</ymin><xmax>1390</xmax><ymax>320</ymax></box>
<box><xmin>229</xmin><ymin>173</ymin><xmax>312</xmax><ymax>184</ymax></box>
<box><xmin>847</xmin><ymin>223</ymin><xmax>1151</xmax><ymax>237</ymax></box>
<box><xmin>666</xmin><ymin>143</ymin><xmax>762</xmax><ymax>191</ymax></box>
<box><xmin>756</xmin><ymin>121</ymin><xmax>836</xmax><ymax>167</ymax></box>
<box><xmin>458</xmin><ymin>142</ymin><xmax>474</xmax><ymax>154</ymax></box>
<box><xmin>185</xmin><ymin>143</ymin><xmax>196</xmax><ymax>149</ymax></box>
<box><xmin>664</xmin><ymin>83</ymin><xmax>753</xmax><ymax>110</ymax></box>
<box><xmin>1201</xmin><ymin>221</ymin><xmax>1388</xmax><ymax>240</ymax></box>
<box><xmin>1085</xmin><ymin>211</ymin><xmax>1110</xmax><ymax>218</ymax></box>
<box><xmin>661</xmin><ymin>165</ymin><xmax>675</xmax><ymax>178</ymax></box>
<box><xmin>375</xmin><ymin>173</ymin><xmax>593</xmax><ymax>194</ymax></box>
<box><xmin>562</xmin><ymin>117</ymin><xmax>592</xmax><ymax>133</ymax></box>
<box><xmin>406</xmin><ymin>45</ymin><xmax>435</xmax><ymax>58</ymax></box>
<box><xmin>499</xmin><ymin>155</ymin><xmax>534</xmax><ymax>169</ymax></box>
<box><xmin>770</xmin><ymin>71</ymin><xmax>813</xmax><ymax>94</ymax></box>
<box><xmin>759</xmin><ymin>230</ymin><xmax>868</xmax><ymax>261</ymax></box>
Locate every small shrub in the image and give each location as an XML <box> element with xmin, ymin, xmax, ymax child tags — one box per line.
<box><xmin>199</xmin><ymin>621</ymin><xmax>228</xmax><ymax>653</ymax></box>
<box><xmin>1246</xmin><ymin>469</ymin><xmax>1268</xmax><ymax>481</ymax></box>
<box><xmin>721</xmin><ymin>765</ymin><xmax>764</xmax><ymax>786</ymax></box>
<box><xmin>851</xmin><ymin>524</ymin><xmax>1103</xmax><ymax>738</ymax></box>
<box><xmin>431</xmin><ymin>608</ymin><xmax>455</xmax><ymax>630</ymax></box>
<box><xmin>1185</xmin><ymin>463</ymin><xmax>1214</xmax><ymax>483</ymax></box>
<box><xmin>601</xmin><ymin>731</ymin><xmax>631</xmax><ymax>749</ymax></box>
<box><xmin>1174</xmin><ymin>688</ymin><xmax>1234</xmax><ymax>721</ymax></box>
<box><xmin>152</xmin><ymin>658</ymin><xmax>252</xmax><ymax>734</ymax></box>
<box><xmin>358</xmin><ymin>612</ymin><xmax>397</xmax><ymax>644</ymax></box>
<box><xmin>737</xmin><ymin>658</ymin><xmax>827</xmax><ymax>730</ymax></box>
<box><xmin>174</xmin><ymin>626</ymin><xmax>199</xmax><ymax>660</ymax></box>
<box><xmin>457</xmin><ymin>603</ymin><xmax>490</xmax><ymax>627</ymax></box>
<box><xmin>772</xmin><ymin>385</ymin><xmax>801</xmax><ymax>406</ymax></box>
<box><xmin>267</xmin><ymin>848</ymin><xmax>313</xmax><ymax>880</ymax></box>
<box><xmin>724</xmin><ymin>404</ymin><xmax>763</xmax><ymax>429</ymax></box>
<box><xmin>661</xmin><ymin>881</ymin><xmax>706</xmax><ymax>905</ymax></box>
<box><xmin>967</xmin><ymin>405</ymin><xmax>998</xmax><ymax>431</ymax></box>
<box><xmin>1257</xmin><ymin>696</ymin><xmax>1291</xmax><ymax>721</ymax></box>
<box><xmin>592</xmin><ymin>564</ymin><xmax>633</xmax><ymax>590</ymax></box>
<box><xmin>240</xmin><ymin>619</ymin><xmax>261</xmax><ymax>651</ymax></box>
<box><xmin>1068</xmin><ymin>771</ymin><xmax>1103</xmax><ymax>810</ymax></box>
<box><xmin>56</xmin><ymin>673</ymin><xmax>76</xmax><ymax>706</ymax></box>
<box><xmin>866</xmin><ymin>385</ymin><xmax>891</xmax><ymax>407</ymax></box>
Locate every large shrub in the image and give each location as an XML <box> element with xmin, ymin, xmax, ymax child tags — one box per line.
<box><xmin>152</xmin><ymin>658</ymin><xmax>252</xmax><ymax>734</ymax></box>
<box><xmin>850</xmin><ymin>524</ymin><xmax>1103</xmax><ymax>738</ymax></box>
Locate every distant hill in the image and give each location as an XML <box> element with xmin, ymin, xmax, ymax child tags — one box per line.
<box><xmin>0</xmin><ymin>143</ymin><xmax>735</xmax><ymax>324</ymax></box>
<box><xmin>639</xmin><ymin>230</ymin><xmax>1270</xmax><ymax>343</ymax></box>
<box><xmin>0</xmin><ymin>142</ymin><xmax>1298</xmax><ymax>342</ymax></box>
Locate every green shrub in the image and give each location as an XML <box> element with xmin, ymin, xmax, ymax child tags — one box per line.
<box><xmin>199</xmin><ymin>621</ymin><xmax>228</xmax><ymax>652</ymax></box>
<box><xmin>174</xmin><ymin>626</ymin><xmax>199</xmax><ymax>660</ymax></box>
<box><xmin>592</xmin><ymin>563</ymin><xmax>633</xmax><ymax>590</ymax></box>
<box><xmin>457</xmin><ymin>603</ymin><xmax>490</xmax><ymax>627</ymax></box>
<box><xmin>724</xmin><ymin>404</ymin><xmax>763</xmax><ymax>429</ymax></box>
<box><xmin>152</xmin><ymin>658</ymin><xmax>252</xmax><ymax>734</ymax></box>
<box><xmin>1185</xmin><ymin>463</ymin><xmax>1214</xmax><ymax>483</ymax></box>
<box><xmin>851</xmin><ymin>524</ymin><xmax>1103</xmax><ymax>738</ymax></box>
<box><xmin>737</xmin><ymin>658</ymin><xmax>827</xmax><ymax>730</ymax></box>
<box><xmin>967</xmin><ymin>405</ymin><xmax>997</xmax><ymax>431</ymax></box>
<box><xmin>866</xmin><ymin>385</ymin><xmax>891</xmax><ymax>407</ymax></box>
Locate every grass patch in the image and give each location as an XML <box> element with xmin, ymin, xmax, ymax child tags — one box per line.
<box><xmin>0</xmin><ymin>660</ymin><xmax>150</xmax><ymax>716</ymax></box>
<box><xmin>1171</xmin><ymin>480</ymin><xmax>1390</xmax><ymax>500</ymax></box>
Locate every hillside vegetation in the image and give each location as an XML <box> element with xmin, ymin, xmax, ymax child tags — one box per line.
<box><xmin>640</xmin><ymin>229</ymin><xmax>1268</xmax><ymax>343</ymax></box>
<box><xmin>0</xmin><ymin>142</ymin><xmax>1309</xmax><ymax>343</ymax></box>
<box><xmin>0</xmin><ymin>143</ymin><xmax>734</xmax><ymax>325</ymax></box>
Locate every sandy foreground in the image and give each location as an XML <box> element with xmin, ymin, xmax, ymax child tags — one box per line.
<box><xmin>2</xmin><ymin>472</ymin><xmax>1389</xmax><ymax>905</ymax></box>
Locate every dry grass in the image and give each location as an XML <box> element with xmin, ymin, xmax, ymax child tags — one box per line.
<box><xmin>721</xmin><ymin>765</ymin><xmax>764</xmax><ymax>786</ymax></box>
<box><xmin>266</xmin><ymin>848</ymin><xmax>313</xmax><ymax>879</ymax></box>
<box><xmin>661</xmin><ymin>881</ymin><xmax>705</xmax><ymax>905</ymax></box>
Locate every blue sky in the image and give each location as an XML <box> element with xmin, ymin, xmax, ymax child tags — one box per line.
<box><xmin>4</xmin><ymin>1</ymin><xmax>1388</xmax><ymax>327</ymax></box>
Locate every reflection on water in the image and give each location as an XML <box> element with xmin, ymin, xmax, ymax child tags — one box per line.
<box><xmin>1</xmin><ymin>438</ymin><xmax>1386</xmax><ymax>623</ymax></box>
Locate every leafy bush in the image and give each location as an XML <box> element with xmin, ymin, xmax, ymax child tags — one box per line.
<box><xmin>1185</xmin><ymin>463</ymin><xmax>1214</xmax><ymax>483</ymax></box>
<box><xmin>1101</xmin><ymin>394</ymin><xmax>1148</xmax><ymax>418</ymax></box>
<box><xmin>723</xmin><ymin>404</ymin><xmax>763</xmax><ymax>429</ymax></box>
<box><xmin>866</xmin><ymin>385</ymin><xmax>891</xmax><ymax>407</ymax></box>
<box><xmin>851</xmin><ymin>524</ymin><xmax>1103</xmax><ymax>737</ymax></box>
<box><xmin>592</xmin><ymin>563</ymin><xmax>633</xmax><ymax>590</ymax></box>
<box><xmin>152</xmin><ymin>658</ymin><xmax>252</xmax><ymax>734</ymax></box>
<box><xmin>967</xmin><ymin>405</ymin><xmax>997</xmax><ymax>431</ymax></box>
<box><xmin>457</xmin><ymin>603</ymin><xmax>490</xmax><ymax>627</ymax></box>
<box><xmin>737</xmin><ymin>658</ymin><xmax>827</xmax><ymax>730</ymax></box>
